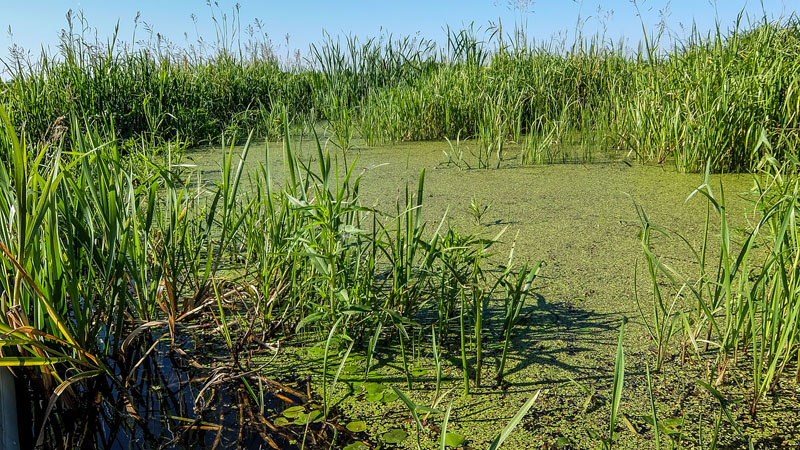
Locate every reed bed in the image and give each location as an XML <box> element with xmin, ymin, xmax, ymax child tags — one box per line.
<box><xmin>2</xmin><ymin>12</ymin><xmax>799</xmax><ymax>171</ymax></box>
<box><xmin>634</xmin><ymin>149</ymin><xmax>800</xmax><ymax>441</ymax></box>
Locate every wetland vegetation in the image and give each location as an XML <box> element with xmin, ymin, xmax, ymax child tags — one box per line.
<box><xmin>1</xmin><ymin>3</ymin><xmax>800</xmax><ymax>449</ymax></box>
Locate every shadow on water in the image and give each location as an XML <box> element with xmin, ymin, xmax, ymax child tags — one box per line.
<box><xmin>14</xmin><ymin>329</ymin><xmax>350</xmax><ymax>449</ymax></box>
<box><xmin>326</xmin><ymin>290</ymin><xmax>621</xmax><ymax>396</ymax></box>
<box><xmin>497</xmin><ymin>293</ymin><xmax>620</xmax><ymax>381</ymax></box>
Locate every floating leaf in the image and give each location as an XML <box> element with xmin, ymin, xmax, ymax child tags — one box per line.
<box><xmin>343</xmin><ymin>442</ymin><xmax>369</xmax><ymax>450</ymax></box>
<box><xmin>282</xmin><ymin>406</ymin><xmax>304</xmax><ymax>418</ymax></box>
<box><xmin>273</xmin><ymin>417</ymin><xmax>289</xmax><ymax>427</ymax></box>
<box><xmin>661</xmin><ymin>417</ymin><xmax>685</xmax><ymax>430</ymax></box>
<box><xmin>365</xmin><ymin>382</ymin><xmax>386</xmax><ymax>394</ymax></box>
<box><xmin>444</xmin><ymin>432</ymin><xmax>465</xmax><ymax>447</ymax></box>
<box><xmin>411</xmin><ymin>367</ymin><xmax>427</xmax><ymax>376</ymax></box>
<box><xmin>346</xmin><ymin>421</ymin><xmax>367</xmax><ymax>433</ymax></box>
<box><xmin>365</xmin><ymin>392</ymin><xmax>384</xmax><ymax>402</ymax></box>
<box><xmin>293</xmin><ymin>410</ymin><xmax>322</xmax><ymax>425</ymax></box>
<box><xmin>643</xmin><ymin>415</ymin><xmax>684</xmax><ymax>435</ymax></box>
<box><xmin>305</xmin><ymin>347</ymin><xmax>326</xmax><ymax>358</ymax></box>
<box><xmin>382</xmin><ymin>429</ymin><xmax>408</xmax><ymax>444</ymax></box>
<box><xmin>381</xmin><ymin>391</ymin><xmax>399</xmax><ymax>403</ymax></box>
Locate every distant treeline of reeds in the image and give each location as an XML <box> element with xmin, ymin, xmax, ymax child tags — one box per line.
<box><xmin>2</xmin><ymin>10</ymin><xmax>799</xmax><ymax>171</ymax></box>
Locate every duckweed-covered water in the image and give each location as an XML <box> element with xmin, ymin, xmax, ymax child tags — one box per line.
<box><xmin>183</xmin><ymin>139</ymin><xmax>796</xmax><ymax>449</ymax></box>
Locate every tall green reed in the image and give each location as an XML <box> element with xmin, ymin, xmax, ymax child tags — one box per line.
<box><xmin>636</xmin><ymin>150</ymin><xmax>800</xmax><ymax>417</ymax></box>
<box><xmin>6</xmin><ymin>10</ymin><xmax>799</xmax><ymax>172</ymax></box>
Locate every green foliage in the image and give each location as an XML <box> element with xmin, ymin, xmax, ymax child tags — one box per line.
<box><xmin>637</xmin><ymin>150</ymin><xmax>800</xmax><ymax>418</ymax></box>
<box><xmin>3</xmin><ymin>12</ymin><xmax>799</xmax><ymax>171</ymax></box>
<box><xmin>488</xmin><ymin>390</ymin><xmax>540</xmax><ymax>450</ymax></box>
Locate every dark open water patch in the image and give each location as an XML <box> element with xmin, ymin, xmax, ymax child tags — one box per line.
<box><xmin>14</xmin><ymin>330</ymin><xmax>351</xmax><ymax>449</ymax></box>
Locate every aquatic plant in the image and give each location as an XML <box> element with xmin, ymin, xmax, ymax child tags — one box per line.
<box><xmin>3</xmin><ymin>9</ymin><xmax>799</xmax><ymax>171</ymax></box>
<box><xmin>636</xmin><ymin>148</ymin><xmax>800</xmax><ymax>419</ymax></box>
<box><xmin>633</xmin><ymin>204</ymin><xmax>681</xmax><ymax>371</ymax></box>
<box><xmin>497</xmin><ymin>259</ymin><xmax>542</xmax><ymax>383</ymax></box>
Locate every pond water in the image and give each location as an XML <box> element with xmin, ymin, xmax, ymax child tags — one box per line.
<box><xmin>178</xmin><ymin>138</ymin><xmax>785</xmax><ymax>449</ymax></box>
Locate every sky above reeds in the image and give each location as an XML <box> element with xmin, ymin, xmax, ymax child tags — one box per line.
<box><xmin>1</xmin><ymin>0</ymin><xmax>795</xmax><ymax>61</ymax></box>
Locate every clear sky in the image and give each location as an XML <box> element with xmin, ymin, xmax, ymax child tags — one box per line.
<box><xmin>1</xmin><ymin>1</ymin><xmax>796</xmax><ymax>62</ymax></box>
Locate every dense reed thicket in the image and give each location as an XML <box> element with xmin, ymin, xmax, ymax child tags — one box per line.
<box><xmin>2</xmin><ymin>12</ymin><xmax>799</xmax><ymax>171</ymax></box>
<box><xmin>0</xmin><ymin>12</ymin><xmax>317</xmax><ymax>145</ymax></box>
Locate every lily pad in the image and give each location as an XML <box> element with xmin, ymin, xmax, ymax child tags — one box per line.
<box><xmin>304</xmin><ymin>347</ymin><xmax>326</xmax><ymax>358</ymax></box>
<box><xmin>365</xmin><ymin>392</ymin><xmax>384</xmax><ymax>402</ymax></box>
<box><xmin>382</xmin><ymin>429</ymin><xmax>408</xmax><ymax>444</ymax></box>
<box><xmin>293</xmin><ymin>410</ymin><xmax>323</xmax><ymax>425</ymax></box>
<box><xmin>282</xmin><ymin>406</ymin><xmax>305</xmax><ymax>418</ymax></box>
<box><xmin>661</xmin><ymin>417</ymin><xmax>685</xmax><ymax>432</ymax></box>
<box><xmin>365</xmin><ymin>382</ymin><xmax>386</xmax><ymax>394</ymax></box>
<box><xmin>273</xmin><ymin>417</ymin><xmax>290</xmax><ymax>427</ymax></box>
<box><xmin>444</xmin><ymin>432</ymin><xmax>465</xmax><ymax>447</ymax></box>
<box><xmin>381</xmin><ymin>391</ymin><xmax>399</xmax><ymax>403</ymax></box>
<box><xmin>343</xmin><ymin>443</ymin><xmax>369</xmax><ymax>450</ymax></box>
<box><xmin>346</xmin><ymin>421</ymin><xmax>367</xmax><ymax>432</ymax></box>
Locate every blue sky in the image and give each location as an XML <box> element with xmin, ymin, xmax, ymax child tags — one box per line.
<box><xmin>1</xmin><ymin>1</ymin><xmax>795</xmax><ymax>61</ymax></box>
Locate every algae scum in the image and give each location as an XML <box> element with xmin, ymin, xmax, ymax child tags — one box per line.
<box><xmin>175</xmin><ymin>139</ymin><xmax>799</xmax><ymax>449</ymax></box>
